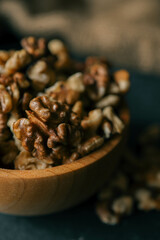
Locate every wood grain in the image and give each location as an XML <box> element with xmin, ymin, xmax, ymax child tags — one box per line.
<box><xmin>0</xmin><ymin>106</ymin><xmax>130</xmax><ymax>216</ymax></box>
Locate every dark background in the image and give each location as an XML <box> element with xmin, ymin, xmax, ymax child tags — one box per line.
<box><xmin>0</xmin><ymin>0</ymin><xmax>160</xmax><ymax>239</ymax></box>
<box><xmin>0</xmin><ymin>0</ymin><xmax>160</xmax><ymax>74</ymax></box>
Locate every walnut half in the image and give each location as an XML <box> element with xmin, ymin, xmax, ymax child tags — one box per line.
<box><xmin>13</xmin><ymin>96</ymin><xmax>83</xmax><ymax>165</ymax></box>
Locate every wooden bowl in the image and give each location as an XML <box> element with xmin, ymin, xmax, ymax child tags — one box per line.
<box><xmin>0</xmin><ymin>106</ymin><xmax>129</xmax><ymax>216</ymax></box>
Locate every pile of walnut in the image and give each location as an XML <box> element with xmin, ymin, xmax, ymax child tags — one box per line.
<box><xmin>96</xmin><ymin>125</ymin><xmax>160</xmax><ymax>225</ymax></box>
<box><xmin>0</xmin><ymin>37</ymin><xmax>130</xmax><ymax>170</ymax></box>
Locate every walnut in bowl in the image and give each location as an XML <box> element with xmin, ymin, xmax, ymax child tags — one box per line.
<box><xmin>0</xmin><ymin>37</ymin><xmax>130</xmax><ymax>215</ymax></box>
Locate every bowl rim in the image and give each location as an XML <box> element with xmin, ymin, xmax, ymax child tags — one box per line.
<box><xmin>0</xmin><ymin>106</ymin><xmax>129</xmax><ymax>179</ymax></box>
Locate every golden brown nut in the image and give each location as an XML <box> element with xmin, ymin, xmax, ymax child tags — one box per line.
<box><xmin>21</xmin><ymin>92</ymin><xmax>33</xmax><ymax>111</ymax></box>
<box><xmin>102</xmin><ymin>120</ymin><xmax>113</xmax><ymax>139</ymax></box>
<box><xmin>108</xmin><ymin>82</ymin><xmax>120</xmax><ymax>94</ymax></box>
<box><xmin>7</xmin><ymin>111</ymin><xmax>23</xmax><ymax>151</ymax></box>
<box><xmin>62</xmin><ymin>152</ymin><xmax>80</xmax><ymax>164</ymax></box>
<box><xmin>5</xmin><ymin>49</ymin><xmax>31</xmax><ymax>75</ymax></box>
<box><xmin>0</xmin><ymin>79</ymin><xmax>24</xmax><ymax>116</ymax></box>
<box><xmin>0</xmin><ymin>74</ymin><xmax>13</xmax><ymax>86</ymax></box>
<box><xmin>27</xmin><ymin>60</ymin><xmax>56</xmax><ymax>91</ymax></box>
<box><xmin>114</xmin><ymin>70</ymin><xmax>130</xmax><ymax>94</ymax></box>
<box><xmin>48</xmin><ymin>39</ymin><xmax>71</xmax><ymax>70</ymax></box>
<box><xmin>96</xmin><ymin>95</ymin><xmax>120</xmax><ymax>108</ymax></box>
<box><xmin>0</xmin><ymin>113</ymin><xmax>10</xmax><ymax>141</ymax></box>
<box><xmin>96</xmin><ymin>201</ymin><xmax>119</xmax><ymax>225</ymax></box>
<box><xmin>15</xmin><ymin>151</ymin><xmax>53</xmax><ymax>170</ymax></box>
<box><xmin>0</xmin><ymin>84</ymin><xmax>13</xmax><ymax>113</ymax></box>
<box><xmin>13</xmin><ymin>72</ymin><xmax>30</xmax><ymax>89</ymax></box>
<box><xmin>112</xmin><ymin>196</ymin><xmax>133</xmax><ymax>215</ymax></box>
<box><xmin>0</xmin><ymin>50</ymin><xmax>15</xmax><ymax>74</ymax></box>
<box><xmin>78</xmin><ymin>135</ymin><xmax>104</xmax><ymax>156</ymax></box>
<box><xmin>67</xmin><ymin>73</ymin><xmax>85</xmax><ymax>93</ymax></box>
<box><xmin>135</xmin><ymin>189</ymin><xmax>158</xmax><ymax>211</ymax></box>
<box><xmin>84</xmin><ymin>58</ymin><xmax>109</xmax><ymax>100</ymax></box>
<box><xmin>46</xmin><ymin>72</ymin><xmax>85</xmax><ymax>104</ymax></box>
<box><xmin>13</xmin><ymin>96</ymin><xmax>83</xmax><ymax>164</ymax></box>
<box><xmin>103</xmin><ymin>107</ymin><xmax>124</xmax><ymax>134</ymax></box>
<box><xmin>49</xmin><ymin>87</ymin><xmax>80</xmax><ymax>105</ymax></box>
<box><xmin>21</xmin><ymin>36</ymin><xmax>46</xmax><ymax>58</ymax></box>
<box><xmin>9</xmin><ymin>82</ymin><xmax>20</xmax><ymax>108</ymax></box>
<box><xmin>48</xmin><ymin>39</ymin><xmax>66</xmax><ymax>54</ymax></box>
<box><xmin>72</xmin><ymin>101</ymin><xmax>83</xmax><ymax>119</ymax></box>
<box><xmin>81</xmin><ymin>109</ymin><xmax>103</xmax><ymax>134</ymax></box>
<box><xmin>45</xmin><ymin>81</ymin><xmax>80</xmax><ymax>105</ymax></box>
<box><xmin>0</xmin><ymin>140</ymin><xmax>19</xmax><ymax>166</ymax></box>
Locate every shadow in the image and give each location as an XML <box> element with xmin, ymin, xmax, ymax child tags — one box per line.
<box><xmin>0</xmin><ymin>15</ymin><xmax>19</xmax><ymax>48</ymax></box>
<box><xmin>23</xmin><ymin>0</ymin><xmax>89</xmax><ymax>14</ymax></box>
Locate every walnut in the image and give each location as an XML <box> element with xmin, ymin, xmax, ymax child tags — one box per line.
<box><xmin>112</xmin><ymin>196</ymin><xmax>133</xmax><ymax>215</ymax></box>
<box><xmin>21</xmin><ymin>92</ymin><xmax>33</xmax><ymax>111</ymax></box>
<box><xmin>27</xmin><ymin>60</ymin><xmax>56</xmax><ymax>91</ymax></box>
<box><xmin>9</xmin><ymin>82</ymin><xmax>20</xmax><ymax>108</ymax></box>
<box><xmin>21</xmin><ymin>36</ymin><xmax>46</xmax><ymax>58</ymax></box>
<box><xmin>108</xmin><ymin>82</ymin><xmax>120</xmax><ymax>94</ymax></box>
<box><xmin>78</xmin><ymin>136</ymin><xmax>104</xmax><ymax>156</ymax></box>
<box><xmin>15</xmin><ymin>151</ymin><xmax>53</xmax><ymax>170</ymax></box>
<box><xmin>45</xmin><ymin>73</ymin><xmax>85</xmax><ymax>105</ymax></box>
<box><xmin>13</xmin><ymin>72</ymin><xmax>30</xmax><ymax>89</ymax></box>
<box><xmin>45</xmin><ymin>81</ymin><xmax>80</xmax><ymax>105</ymax></box>
<box><xmin>0</xmin><ymin>72</ymin><xmax>30</xmax><ymax>91</ymax></box>
<box><xmin>84</xmin><ymin>58</ymin><xmax>109</xmax><ymax>100</ymax></box>
<box><xmin>4</xmin><ymin>49</ymin><xmax>31</xmax><ymax>75</ymax></box>
<box><xmin>103</xmin><ymin>107</ymin><xmax>124</xmax><ymax>134</ymax></box>
<box><xmin>0</xmin><ymin>82</ymin><xmax>20</xmax><ymax>118</ymax></box>
<box><xmin>67</xmin><ymin>73</ymin><xmax>85</xmax><ymax>93</ymax></box>
<box><xmin>0</xmin><ymin>74</ymin><xmax>13</xmax><ymax>86</ymax></box>
<box><xmin>48</xmin><ymin>39</ymin><xmax>71</xmax><ymax>70</ymax></box>
<box><xmin>96</xmin><ymin>201</ymin><xmax>119</xmax><ymax>225</ymax></box>
<box><xmin>0</xmin><ymin>84</ymin><xmax>13</xmax><ymax>113</ymax></box>
<box><xmin>81</xmin><ymin>109</ymin><xmax>103</xmax><ymax>134</ymax></box>
<box><xmin>0</xmin><ymin>79</ymin><xmax>23</xmax><ymax>115</ymax></box>
<box><xmin>96</xmin><ymin>95</ymin><xmax>120</xmax><ymax>109</ymax></box>
<box><xmin>138</xmin><ymin>199</ymin><xmax>158</xmax><ymax>211</ymax></box>
<box><xmin>102</xmin><ymin>120</ymin><xmax>113</xmax><ymax>139</ymax></box>
<box><xmin>28</xmin><ymin>95</ymin><xmax>71</xmax><ymax>124</ymax></box>
<box><xmin>7</xmin><ymin>112</ymin><xmax>23</xmax><ymax>151</ymax></box>
<box><xmin>48</xmin><ymin>39</ymin><xmax>66</xmax><ymax>54</ymax></box>
<box><xmin>62</xmin><ymin>152</ymin><xmax>80</xmax><ymax>165</ymax></box>
<box><xmin>72</xmin><ymin>101</ymin><xmax>83</xmax><ymax>119</ymax></box>
<box><xmin>85</xmin><ymin>56</ymin><xmax>108</xmax><ymax>68</ymax></box>
<box><xmin>135</xmin><ymin>189</ymin><xmax>158</xmax><ymax>211</ymax></box>
<box><xmin>135</xmin><ymin>189</ymin><xmax>151</xmax><ymax>202</ymax></box>
<box><xmin>0</xmin><ymin>140</ymin><xmax>19</xmax><ymax>167</ymax></box>
<box><xmin>0</xmin><ymin>50</ymin><xmax>15</xmax><ymax>74</ymax></box>
<box><xmin>0</xmin><ymin>113</ymin><xmax>10</xmax><ymax>141</ymax></box>
<box><xmin>114</xmin><ymin>70</ymin><xmax>130</xmax><ymax>94</ymax></box>
<box><xmin>13</xmin><ymin>96</ymin><xmax>83</xmax><ymax>164</ymax></box>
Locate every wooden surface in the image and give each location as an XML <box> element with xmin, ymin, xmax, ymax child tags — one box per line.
<box><xmin>0</xmin><ymin>107</ymin><xmax>129</xmax><ymax>216</ymax></box>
